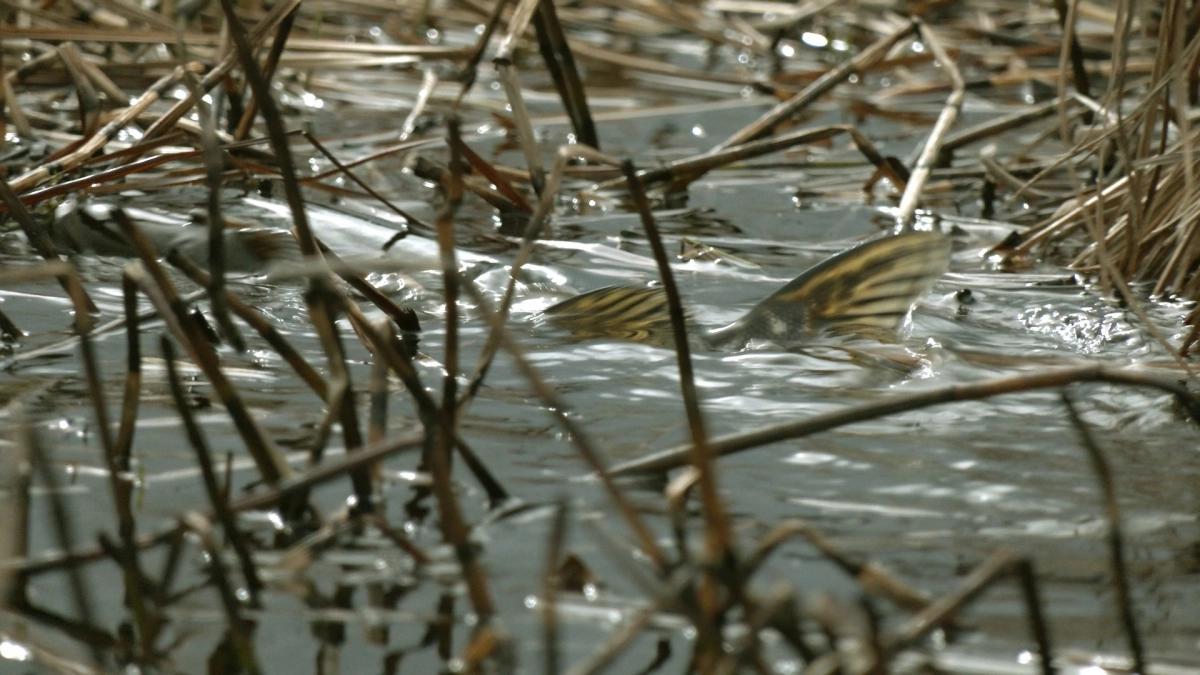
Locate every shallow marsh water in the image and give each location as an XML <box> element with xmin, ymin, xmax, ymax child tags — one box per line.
<box><xmin>2</xmin><ymin>39</ymin><xmax>1200</xmax><ymax>675</ymax></box>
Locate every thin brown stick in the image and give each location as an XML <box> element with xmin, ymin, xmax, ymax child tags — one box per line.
<box><xmin>881</xmin><ymin>547</ymin><xmax>1054</xmax><ymax>675</ymax></box>
<box><xmin>161</xmin><ymin>335</ymin><xmax>263</xmax><ymax>604</ymax></box>
<box><xmin>608</xmin><ymin>365</ymin><xmax>1200</xmax><ymax>476</ymax></box>
<box><xmin>195</xmin><ymin>80</ymin><xmax>245</xmax><ymax>352</ymax></box>
<box><xmin>458</xmin><ymin>281</ymin><xmax>667</xmax><ymax>570</ymax></box>
<box><xmin>20</xmin><ymin>405</ymin><xmax>105</xmax><ymax>667</ymax></box>
<box><xmin>180</xmin><ymin>512</ymin><xmax>261</xmax><ymax>675</ymax></box>
<box><xmin>1061</xmin><ymin>393</ymin><xmax>1145</xmax><ymax>674</ymax></box>
<box><xmin>532</xmin><ymin>0</ymin><xmax>598</xmax><ymax>148</ymax></box>
<box><xmin>541</xmin><ymin>498</ymin><xmax>567</xmax><ymax>675</ymax></box>
<box><xmin>137</xmin><ymin>0</ymin><xmax>303</xmax><ymax>144</ymax></box>
<box><xmin>166</xmin><ymin>253</ymin><xmax>331</xmax><ymax>399</ymax></box>
<box><xmin>715</xmin><ymin>20</ymin><xmax>917</xmax><ymax>151</ymax></box>
<box><xmin>111</xmin><ymin>274</ymin><xmax>141</xmax><ymax>472</ymax></box>
<box><xmin>7</xmin><ymin>65</ymin><xmax>196</xmax><ymax>193</ymax></box>
<box><xmin>896</xmin><ymin>21</ymin><xmax>965</xmax><ymax>230</ymax></box>
<box><xmin>234</xmin><ymin>4</ymin><xmax>299</xmax><ymax>141</ymax></box>
<box><xmin>623</xmin><ymin>161</ymin><xmax>732</xmax><ymax>616</ymax></box>
<box><xmin>116</xmin><ymin>214</ymin><xmax>292</xmax><ymax>487</ymax></box>
<box><xmin>0</xmin><ymin>175</ymin><xmax>97</xmax><ymax>317</ymax></box>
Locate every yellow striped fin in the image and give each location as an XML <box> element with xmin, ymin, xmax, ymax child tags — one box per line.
<box><xmin>706</xmin><ymin>232</ymin><xmax>950</xmax><ymax>346</ymax></box>
<box><xmin>539</xmin><ymin>285</ymin><xmax>674</xmax><ymax>342</ymax></box>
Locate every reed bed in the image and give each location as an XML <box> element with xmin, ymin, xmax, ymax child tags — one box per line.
<box><xmin>0</xmin><ymin>0</ymin><xmax>1197</xmax><ymax>673</ymax></box>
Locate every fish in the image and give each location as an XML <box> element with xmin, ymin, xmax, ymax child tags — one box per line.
<box><xmin>43</xmin><ymin>195</ymin><xmax>498</xmax><ymax>276</ymax></box>
<box><xmin>538</xmin><ymin>231</ymin><xmax>951</xmax><ymax>348</ymax></box>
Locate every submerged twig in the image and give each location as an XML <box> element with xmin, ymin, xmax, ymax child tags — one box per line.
<box><xmin>1061</xmin><ymin>393</ymin><xmax>1145</xmax><ymax>674</ymax></box>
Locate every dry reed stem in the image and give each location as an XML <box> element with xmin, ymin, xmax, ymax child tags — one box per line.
<box><xmin>137</xmin><ymin>0</ymin><xmax>303</xmax><ymax>144</ymax></box>
<box><xmin>302</xmin><ymin>131</ymin><xmax>434</xmax><ymax>234</ymax></box>
<box><xmin>623</xmin><ymin>161</ymin><xmax>733</xmax><ymax>592</ymax></box>
<box><xmin>594</xmin><ymin>124</ymin><xmax>904</xmax><ymax>194</ymax></box>
<box><xmin>940</xmin><ymin>99</ymin><xmax>1062</xmax><ymax>157</ymax></box>
<box><xmin>402</xmin><ymin>67</ymin><xmax>439</xmax><ymax>140</ymax></box>
<box><xmin>305</xmin><ymin>284</ymin><xmax>374</xmax><ymax>511</ymax></box>
<box><xmin>495</xmin><ymin>61</ymin><xmax>546</xmax><ymax>193</ymax></box>
<box><xmin>541</xmin><ymin>498</ymin><xmax>567</xmax><ymax>675</ymax></box>
<box><xmin>895</xmin><ymin>21</ymin><xmax>964</xmax><ymax>231</ymax></box>
<box><xmin>715</xmin><ymin>20</ymin><xmax>917</xmax><ymax>151</ymax></box>
<box><xmin>563</xmin><ymin>567</ymin><xmax>697</xmax><ymax>675</ymax></box>
<box><xmin>195</xmin><ymin>82</ymin><xmax>245</xmax><ymax>352</ymax></box>
<box><xmin>166</xmin><ymin>253</ymin><xmax>331</xmax><ymax>399</ymax></box>
<box><xmin>116</xmin><ymin>215</ymin><xmax>293</xmax><ymax>486</ymax></box>
<box><xmin>881</xmin><ymin>548</ymin><xmax>1054</xmax><ymax>675</ymax></box>
<box><xmin>76</xmin><ymin>274</ymin><xmax>159</xmax><ymax>661</ymax></box>
<box><xmin>20</xmin><ymin>405</ymin><xmax>106</xmax><ymax>668</ymax></box>
<box><xmin>179</xmin><ymin>512</ymin><xmax>261</xmax><ymax>674</ymax></box>
<box><xmin>111</xmin><ymin>275</ymin><xmax>141</xmax><ymax>472</ymax></box>
<box><xmin>0</xmin><ymin>306</ymin><xmax>21</xmax><ymax>340</ymax></box>
<box><xmin>532</xmin><ymin>0</ymin><xmax>599</xmax><ymax>149</ymax></box>
<box><xmin>742</xmin><ymin>519</ymin><xmax>932</xmax><ymax>616</ymax></box>
<box><xmin>459</xmin><ymin>144</ymin><xmax>626</xmax><ymax>414</ymax></box>
<box><xmin>0</xmin><ymin>402</ymin><xmax>31</xmax><ymax>609</ymax></box>
<box><xmin>7</xmin><ymin>65</ymin><xmax>196</xmax><ymax>193</ymax></box>
<box><xmin>160</xmin><ymin>334</ymin><xmax>262</xmax><ymax>604</ymax></box>
<box><xmin>334</xmin><ymin>298</ymin><xmax>510</xmax><ymax>507</ymax></box>
<box><xmin>608</xmin><ymin>364</ymin><xmax>1200</xmax><ymax>476</ymax></box>
<box><xmin>1061</xmin><ymin>393</ymin><xmax>1145</xmax><ymax>674</ymax></box>
<box><xmin>234</xmin><ymin>5</ymin><xmax>299</xmax><ymax>141</ymax></box>
<box><xmin>458</xmin><ymin>281</ymin><xmax>668</xmax><ymax>570</ymax></box>
<box><xmin>436</xmin><ymin>118</ymin><xmax>466</xmax><ymax>444</ymax></box>
<box><xmin>0</xmin><ymin>177</ymin><xmax>98</xmax><ymax>317</ymax></box>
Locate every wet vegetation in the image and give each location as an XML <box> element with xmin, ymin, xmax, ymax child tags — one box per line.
<box><xmin>1</xmin><ymin>0</ymin><xmax>1200</xmax><ymax>673</ymax></box>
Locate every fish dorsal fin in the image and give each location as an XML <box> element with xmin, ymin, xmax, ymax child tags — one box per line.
<box><xmin>539</xmin><ymin>285</ymin><xmax>673</xmax><ymax>342</ymax></box>
<box><xmin>705</xmin><ymin>232</ymin><xmax>950</xmax><ymax>347</ymax></box>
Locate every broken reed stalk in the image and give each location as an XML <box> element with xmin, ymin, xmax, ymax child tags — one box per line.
<box><xmin>714</xmin><ymin>20</ymin><xmax>918</xmax><ymax>151</ymax></box>
<box><xmin>195</xmin><ymin>80</ymin><xmax>244</xmax><ymax>352</ymax></box>
<box><xmin>0</xmin><ymin>402</ymin><xmax>31</xmax><ymax>609</ymax></box>
<box><xmin>541</xmin><ymin>498</ymin><xmax>567</xmax><ymax>675</ymax></box>
<box><xmin>137</xmin><ymin>0</ymin><xmax>303</xmax><ymax>144</ymax></box>
<box><xmin>112</xmin><ymin>275</ymin><xmax>142</xmax><ymax>471</ymax></box>
<box><xmin>0</xmin><ymin>177</ymin><xmax>98</xmax><ymax>316</ymax></box>
<box><xmin>622</xmin><ymin>162</ymin><xmax>733</xmax><ymax>594</ymax></box>
<box><xmin>234</xmin><ymin>4</ymin><xmax>299</xmax><ymax>141</ymax></box>
<box><xmin>895</xmin><ymin>21</ymin><xmax>964</xmax><ymax>230</ymax></box>
<box><xmin>115</xmin><ymin>214</ymin><xmax>293</xmax><ymax>486</ymax></box>
<box><xmin>493</xmin><ymin>0</ymin><xmax>548</xmax><ymax>192</ymax></box>
<box><xmin>564</xmin><ymin>567</ymin><xmax>697</xmax><ymax>675</ymax></box>
<box><xmin>217</xmin><ymin>0</ymin><xmax>315</xmax><ymax>256</ymax></box>
<box><xmin>881</xmin><ymin>548</ymin><xmax>1054</xmax><ymax>675</ymax></box>
<box><xmin>0</xmin><ymin>306</ymin><xmax>21</xmax><ymax>340</ymax></box>
<box><xmin>165</xmin><ymin>253</ymin><xmax>331</xmax><ymax>399</ymax></box>
<box><xmin>1060</xmin><ymin>393</ymin><xmax>1145</xmax><ymax>674</ymax></box>
<box><xmin>436</xmin><ymin>117</ymin><xmax>466</xmax><ymax>441</ymax></box>
<box><xmin>531</xmin><ymin>0</ymin><xmax>598</xmax><ymax>149</ymax></box>
<box><xmin>301</xmin><ymin>131</ymin><xmax>434</xmax><ymax>233</ymax></box>
<box><xmin>458</xmin><ymin>281</ymin><xmax>667</xmax><ymax>571</ymax></box>
<box><xmin>593</xmin><ymin>124</ymin><xmax>905</xmax><ymax>194</ymax></box>
<box><xmin>608</xmin><ymin>364</ymin><xmax>1200</xmax><ymax>476</ymax></box>
<box><xmin>18</xmin><ymin>426</ymin><xmax>429</xmax><ymax>580</ymax></box>
<box><xmin>458</xmin><ymin>143</ymin><xmax>626</xmax><ymax>413</ymax></box>
<box><xmin>77</xmin><ymin>277</ymin><xmax>160</xmax><ymax>658</ymax></box>
<box><xmin>19</xmin><ymin>406</ymin><xmax>106</xmax><ymax>668</ymax></box>
<box><xmin>161</xmin><ymin>335</ymin><xmax>263</xmax><ymax>605</ymax></box>
<box><xmin>6</xmin><ymin>64</ymin><xmax>197</xmax><ymax>194</ymax></box>
<box><xmin>180</xmin><ymin>512</ymin><xmax>261</xmax><ymax>675</ymax></box>
<box><xmin>330</xmin><ymin>296</ymin><xmax>510</xmax><ymax>507</ymax></box>
<box><xmin>305</xmin><ymin>283</ymin><xmax>374</xmax><ymax>511</ymax></box>
<box><xmin>743</xmin><ymin>519</ymin><xmax>933</xmax><ymax>616</ymax></box>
